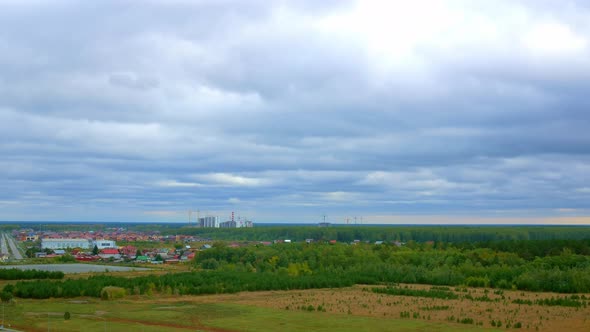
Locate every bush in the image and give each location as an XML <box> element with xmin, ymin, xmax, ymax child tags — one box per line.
<box><xmin>64</xmin><ymin>311</ymin><xmax>71</xmax><ymax>320</ymax></box>
<box><xmin>100</xmin><ymin>286</ymin><xmax>126</xmax><ymax>300</ymax></box>
<box><xmin>0</xmin><ymin>291</ymin><xmax>13</xmax><ymax>302</ymax></box>
<box><xmin>465</xmin><ymin>276</ymin><xmax>489</xmax><ymax>288</ymax></box>
<box><xmin>459</xmin><ymin>317</ymin><xmax>474</xmax><ymax>324</ymax></box>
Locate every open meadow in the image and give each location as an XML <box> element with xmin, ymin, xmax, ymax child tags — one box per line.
<box><xmin>1</xmin><ymin>284</ymin><xmax>588</xmax><ymax>331</ymax></box>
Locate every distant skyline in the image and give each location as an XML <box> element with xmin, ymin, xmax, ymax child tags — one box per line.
<box><xmin>1</xmin><ymin>1</ymin><xmax>590</xmax><ymax>224</ymax></box>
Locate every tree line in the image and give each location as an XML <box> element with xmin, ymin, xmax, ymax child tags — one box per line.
<box><xmin>169</xmin><ymin>225</ymin><xmax>590</xmax><ymax>243</ymax></box>
<box><xmin>195</xmin><ymin>241</ymin><xmax>590</xmax><ymax>293</ymax></box>
<box><xmin>6</xmin><ymin>238</ymin><xmax>590</xmax><ymax>300</ymax></box>
<box><xmin>0</xmin><ymin>268</ymin><xmax>64</xmax><ymax>280</ymax></box>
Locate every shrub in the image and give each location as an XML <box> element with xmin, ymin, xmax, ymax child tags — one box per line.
<box><xmin>0</xmin><ymin>291</ymin><xmax>13</xmax><ymax>303</ymax></box>
<box><xmin>100</xmin><ymin>286</ymin><xmax>126</xmax><ymax>300</ymax></box>
<box><xmin>459</xmin><ymin>317</ymin><xmax>474</xmax><ymax>324</ymax></box>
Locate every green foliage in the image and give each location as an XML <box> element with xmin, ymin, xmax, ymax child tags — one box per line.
<box><xmin>92</xmin><ymin>244</ymin><xmax>99</xmax><ymax>255</ymax></box>
<box><xmin>64</xmin><ymin>311</ymin><xmax>71</xmax><ymax>320</ymax></box>
<box><xmin>0</xmin><ymin>268</ymin><xmax>64</xmax><ymax>280</ymax></box>
<box><xmin>459</xmin><ymin>317</ymin><xmax>474</xmax><ymax>324</ymax></box>
<box><xmin>101</xmin><ymin>286</ymin><xmax>126</xmax><ymax>300</ymax></box>
<box><xmin>201</xmin><ymin>258</ymin><xmax>220</xmax><ymax>270</ymax></box>
<box><xmin>419</xmin><ymin>305</ymin><xmax>450</xmax><ymax>311</ymax></box>
<box><xmin>56</xmin><ymin>254</ymin><xmax>77</xmax><ymax>263</ymax></box>
<box><xmin>25</xmin><ymin>247</ymin><xmax>38</xmax><ymax>258</ymax></box>
<box><xmin>12</xmin><ymin>270</ymin><xmax>357</xmax><ymax>299</ymax></box>
<box><xmin>372</xmin><ymin>286</ymin><xmax>459</xmax><ymax>300</ymax></box>
<box><xmin>167</xmin><ymin>225</ymin><xmax>590</xmax><ymax>243</ymax></box>
<box><xmin>0</xmin><ymin>291</ymin><xmax>13</xmax><ymax>302</ymax></box>
<box><xmin>464</xmin><ymin>276</ymin><xmax>489</xmax><ymax>288</ymax></box>
<box><xmin>512</xmin><ymin>299</ymin><xmax>533</xmax><ymax>305</ymax></box>
<box><xmin>512</xmin><ymin>295</ymin><xmax>586</xmax><ymax>308</ymax></box>
<box><xmin>534</xmin><ymin>296</ymin><xmax>586</xmax><ymax>308</ymax></box>
<box><xmin>9</xmin><ymin>233</ymin><xmax>590</xmax><ymax>300</ymax></box>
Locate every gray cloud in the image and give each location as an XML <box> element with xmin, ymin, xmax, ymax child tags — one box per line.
<box><xmin>1</xmin><ymin>0</ymin><xmax>589</xmax><ymax>223</ymax></box>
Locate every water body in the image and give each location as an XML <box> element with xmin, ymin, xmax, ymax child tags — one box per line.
<box><xmin>0</xmin><ymin>264</ymin><xmax>150</xmax><ymax>273</ymax></box>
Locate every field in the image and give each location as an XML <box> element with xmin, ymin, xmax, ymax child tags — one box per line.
<box><xmin>5</xmin><ymin>225</ymin><xmax>590</xmax><ymax>331</ymax></box>
<box><xmin>2</xmin><ymin>285</ymin><xmax>588</xmax><ymax>332</ymax></box>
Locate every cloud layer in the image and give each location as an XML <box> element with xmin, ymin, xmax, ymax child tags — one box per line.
<box><xmin>1</xmin><ymin>0</ymin><xmax>590</xmax><ymax>223</ymax></box>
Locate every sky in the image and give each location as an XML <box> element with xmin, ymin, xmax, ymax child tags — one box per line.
<box><xmin>1</xmin><ymin>0</ymin><xmax>590</xmax><ymax>224</ymax></box>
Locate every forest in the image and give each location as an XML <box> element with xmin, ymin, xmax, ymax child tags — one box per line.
<box><xmin>21</xmin><ymin>223</ymin><xmax>590</xmax><ymax>243</ymax></box>
<box><xmin>0</xmin><ymin>268</ymin><xmax>64</xmax><ymax>280</ymax></box>
<box><xmin>6</xmin><ymin>237</ymin><xmax>590</xmax><ymax>300</ymax></box>
<box><xmin>167</xmin><ymin>225</ymin><xmax>590</xmax><ymax>242</ymax></box>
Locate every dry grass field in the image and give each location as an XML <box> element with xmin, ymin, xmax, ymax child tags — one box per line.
<box><xmin>141</xmin><ymin>284</ymin><xmax>590</xmax><ymax>331</ymax></box>
<box><xmin>2</xmin><ymin>284</ymin><xmax>588</xmax><ymax>331</ymax></box>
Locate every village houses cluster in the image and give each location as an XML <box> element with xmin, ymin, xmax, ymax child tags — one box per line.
<box><xmin>13</xmin><ymin>228</ymin><xmax>203</xmax><ymax>264</ymax></box>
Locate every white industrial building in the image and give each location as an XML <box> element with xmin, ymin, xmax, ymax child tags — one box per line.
<box><xmin>92</xmin><ymin>240</ymin><xmax>117</xmax><ymax>249</ymax></box>
<box><xmin>41</xmin><ymin>238</ymin><xmax>91</xmax><ymax>249</ymax></box>
<box><xmin>199</xmin><ymin>216</ymin><xmax>219</xmax><ymax>228</ymax></box>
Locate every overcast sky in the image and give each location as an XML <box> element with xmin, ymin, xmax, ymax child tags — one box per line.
<box><xmin>1</xmin><ymin>0</ymin><xmax>590</xmax><ymax>224</ymax></box>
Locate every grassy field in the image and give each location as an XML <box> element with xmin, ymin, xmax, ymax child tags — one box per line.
<box><xmin>1</xmin><ymin>284</ymin><xmax>588</xmax><ymax>331</ymax></box>
<box><xmin>3</xmin><ymin>295</ymin><xmax>504</xmax><ymax>332</ymax></box>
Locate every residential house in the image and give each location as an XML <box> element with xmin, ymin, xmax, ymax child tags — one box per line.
<box><xmin>99</xmin><ymin>248</ymin><xmax>121</xmax><ymax>260</ymax></box>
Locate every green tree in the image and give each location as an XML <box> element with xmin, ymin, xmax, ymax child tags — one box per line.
<box><xmin>64</xmin><ymin>311</ymin><xmax>71</xmax><ymax>320</ymax></box>
<box><xmin>92</xmin><ymin>245</ymin><xmax>99</xmax><ymax>255</ymax></box>
<box><xmin>0</xmin><ymin>291</ymin><xmax>13</xmax><ymax>302</ymax></box>
<box><xmin>25</xmin><ymin>247</ymin><xmax>37</xmax><ymax>258</ymax></box>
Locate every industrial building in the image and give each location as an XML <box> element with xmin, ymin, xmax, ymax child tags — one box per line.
<box><xmin>93</xmin><ymin>240</ymin><xmax>117</xmax><ymax>249</ymax></box>
<box><xmin>41</xmin><ymin>238</ymin><xmax>118</xmax><ymax>250</ymax></box>
<box><xmin>219</xmin><ymin>220</ymin><xmax>237</xmax><ymax>228</ymax></box>
<box><xmin>198</xmin><ymin>216</ymin><xmax>218</xmax><ymax>228</ymax></box>
<box><xmin>41</xmin><ymin>238</ymin><xmax>91</xmax><ymax>249</ymax></box>
<box><xmin>241</xmin><ymin>220</ymin><xmax>254</xmax><ymax>228</ymax></box>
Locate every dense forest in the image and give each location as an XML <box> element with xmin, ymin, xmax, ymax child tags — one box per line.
<box><xmin>168</xmin><ymin>225</ymin><xmax>590</xmax><ymax>242</ymax></box>
<box><xmin>6</xmin><ymin>238</ymin><xmax>590</xmax><ymax>300</ymax></box>
<box><xmin>20</xmin><ymin>223</ymin><xmax>590</xmax><ymax>243</ymax></box>
<box><xmin>0</xmin><ymin>268</ymin><xmax>64</xmax><ymax>280</ymax></box>
<box><xmin>194</xmin><ymin>240</ymin><xmax>590</xmax><ymax>293</ymax></box>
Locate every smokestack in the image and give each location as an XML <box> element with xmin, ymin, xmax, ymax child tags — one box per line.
<box><xmin>232</xmin><ymin>211</ymin><xmax>234</xmax><ymax>222</ymax></box>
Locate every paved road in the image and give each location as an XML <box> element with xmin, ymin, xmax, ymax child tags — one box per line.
<box><xmin>0</xmin><ymin>233</ymin><xmax>8</xmax><ymax>256</ymax></box>
<box><xmin>4</xmin><ymin>234</ymin><xmax>23</xmax><ymax>260</ymax></box>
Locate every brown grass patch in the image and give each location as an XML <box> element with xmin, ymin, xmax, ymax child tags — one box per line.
<box><xmin>146</xmin><ymin>284</ymin><xmax>590</xmax><ymax>331</ymax></box>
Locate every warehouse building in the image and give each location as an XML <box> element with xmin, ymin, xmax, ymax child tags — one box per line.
<box><xmin>41</xmin><ymin>238</ymin><xmax>91</xmax><ymax>249</ymax></box>
<box><xmin>93</xmin><ymin>240</ymin><xmax>117</xmax><ymax>249</ymax></box>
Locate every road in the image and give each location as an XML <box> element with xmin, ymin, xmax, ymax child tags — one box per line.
<box><xmin>4</xmin><ymin>234</ymin><xmax>23</xmax><ymax>260</ymax></box>
<box><xmin>0</xmin><ymin>233</ymin><xmax>8</xmax><ymax>256</ymax></box>
<box><xmin>0</xmin><ymin>233</ymin><xmax>23</xmax><ymax>260</ymax></box>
